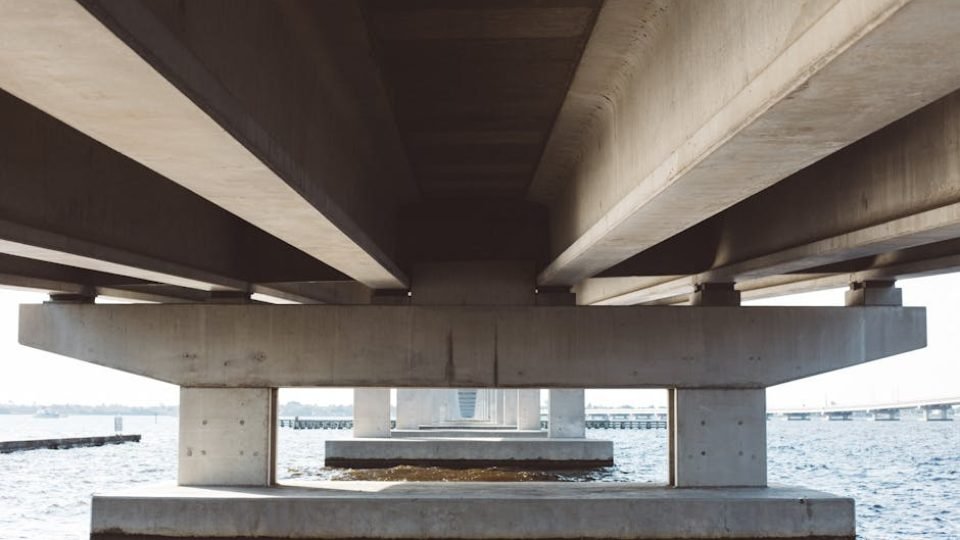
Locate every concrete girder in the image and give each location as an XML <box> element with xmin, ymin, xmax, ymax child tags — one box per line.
<box><xmin>0</xmin><ymin>89</ymin><xmax>347</xmax><ymax>295</ymax></box>
<box><xmin>536</xmin><ymin>0</ymin><xmax>960</xmax><ymax>286</ymax></box>
<box><xmin>19</xmin><ymin>304</ymin><xmax>925</xmax><ymax>388</ymax></box>
<box><xmin>579</xmin><ymin>91</ymin><xmax>960</xmax><ymax>305</ymax></box>
<box><xmin>0</xmin><ymin>0</ymin><xmax>413</xmax><ymax>289</ymax></box>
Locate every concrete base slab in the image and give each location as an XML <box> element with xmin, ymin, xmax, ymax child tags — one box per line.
<box><xmin>325</xmin><ymin>437</ymin><xmax>613</xmax><ymax>468</ymax></box>
<box><xmin>391</xmin><ymin>429</ymin><xmax>547</xmax><ymax>438</ymax></box>
<box><xmin>90</xmin><ymin>481</ymin><xmax>855</xmax><ymax>539</ymax></box>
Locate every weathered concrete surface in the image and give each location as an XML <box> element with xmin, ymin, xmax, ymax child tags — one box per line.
<box><xmin>549</xmin><ymin>389</ymin><xmax>585</xmax><ymax>438</ymax></box>
<box><xmin>673</xmin><ymin>389</ymin><xmax>767</xmax><ymax>488</ymax></box>
<box><xmin>580</xmin><ymin>90</ymin><xmax>960</xmax><ymax>306</ymax></box>
<box><xmin>18</xmin><ymin>304</ymin><xmax>925</xmax><ymax>388</ymax></box>
<box><xmin>353</xmin><ymin>388</ymin><xmax>391</xmax><ymax>438</ymax></box>
<box><xmin>536</xmin><ymin>0</ymin><xmax>960</xmax><ymax>286</ymax></box>
<box><xmin>518</xmin><ymin>389</ymin><xmax>542</xmax><ymax>431</ymax></box>
<box><xmin>0</xmin><ymin>0</ymin><xmax>412</xmax><ymax>288</ymax></box>
<box><xmin>179</xmin><ymin>388</ymin><xmax>275</xmax><ymax>487</ymax></box>
<box><xmin>90</xmin><ymin>481</ymin><xmax>855</xmax><ymax>539</ymax></box>
<box><xmin>390</xmin><ymin>429</ymin><xmax>546</xmax><ymax>439</ymax></box>
<box><xmin>325</xmin><ymin>438</ymin><xmax>612</xmax><ymax>469</ymax></box>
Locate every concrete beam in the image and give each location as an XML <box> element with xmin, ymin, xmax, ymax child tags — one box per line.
<box><xmin>19</xmin><ymin>304</ymin><xmax>926</xmax><ymax>388</ymax></box>
<box><xmin>0</xmin><ymin>0</ymin><xmax>413</xmax><ymax>288</ymax></box>
<box><xmin>536</xmin><ymin>0</ymin><xmax>960</xmax><ymax>285</ymax></box>
<box><xmin>586</xmin><ymin>88</ymin><xmax>960</xmax><ymax>305</ymax></box>
<box><xmin>0</xmin><ymin>89</ymin><xmax>346</xmax><ymax>294</ymax></box>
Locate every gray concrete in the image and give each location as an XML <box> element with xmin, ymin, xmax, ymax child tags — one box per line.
<box><xmin>518</xmin><ymin>389</ymin><xmax>542</xmax><ymax>431</ymax></box>
<box><xmin>353</xmin><ymin>388</ymin><xmax>391</xmax><ymax>438</ymax></box>
<box><xmin>673</xmin><ymin>389</ymin><xmax>766</xmax><ymax>488</ymax></box>
<box><xmin>390</xmin><ymin>429</ymin><xmax>546</xmax><ymax>439</ymax></box>
<box><xmin>18</xmin><ymin>303</ymin><xmax>926</xmax><ymax>387</ymax></box>
<box><xmin>90</xmin><ymin>482</ymin><xmax>854</xmax><ymax>539</ymax></box>
<box><xmin>536</xmin><ymin>0</ymin><xmax>960</xmax><ymax>286</ymax></box>
<box><xmin>178</xmin><ymin>388</ymin><xmax>275</xmax><ymax>487</ymax></box>
<box><xmin>324</xmin><ymin>438</ymin><xmax>611</xmax><ymax>469</ymax></box>
<box><xmin>0</xmin><ymin>0</ymin><xmax>413</xmax><ymax>289</ymax></box>
<box><xmin>549</xmin><ymin>389</ymin><xmax>585</xmax><ymax>438</ymax></box>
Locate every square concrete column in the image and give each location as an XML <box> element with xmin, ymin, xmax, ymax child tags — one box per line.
<box><xmin>671</xmin><ymin>388</ymin><xmax>766</xmax><ymax>487</ymax></box>
<box><xmin>395</xmin><ymin>388</ymin><xmax>422</xmax><ymax>429</ymax></box>
<box><xmin>503</xmin><ymin>389</ymin><xmax>518</xmax><ymax>427</ymax></box>
<box><xmin>179</xmin><ymin>387</ymin><xmax>276</xmax><ymax>487</ymax></box>
<box><xmin>549</xmin><ymin>389</ymin><xmax>585</xmax><ymax>438</ymax></box>
<box><xmin>517</xmin><ymin>389</ymin><xmax>541</xmax><ymax>430</ymax></box>
<box><xmin>353</xmin><ymin>388</ymin><xmax>391</xmax><ymax>438</ymax></box>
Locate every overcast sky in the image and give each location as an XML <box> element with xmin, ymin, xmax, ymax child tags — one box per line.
<box><xmin>0</xmin><ymin>274</ymin><xmax>956</xmax><ymax>410</ymax></box>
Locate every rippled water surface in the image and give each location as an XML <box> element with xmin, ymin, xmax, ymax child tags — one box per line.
<box><xmin>0</xmin><ymin>415</ymin><xmax>956</xmax><ymax>539</ymax></box>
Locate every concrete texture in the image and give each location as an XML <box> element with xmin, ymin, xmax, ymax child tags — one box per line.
<box><xmin>578</xmin><ymin>89</ymin><xmax>960</xmax><ymax>306</ymax></box>
<box><xmin>19</xmin><ymin>303</ymin><xmax>926</xmax><ymax>387</ymax></box>
<box><xmin>179</xmin><ymin>388</ymin><xmax>275</xmax><ymax>487</ymax></box>
<box><xmin>324</xmin><ymin>438</ymin><xmax>612</xmax><ymax>468</ymax></box>
<box><xmin>90</xmin><ymin>481</ymin><xmax>855</xmax><ymax>539</ymax></box>
<box><xmin>353</xmin><ymin>388</ymin><xmax>391</xmax><ymax>438</ymax></box>
<box><xmin>536</xmin><ymin>0</ymin><xmax>960</xmax><ymax>286</ymax></box>
<box><xmin>390</xmin><ymin>429</ymin><xmax>546</xmax><ymax>439</ymax></box>
<box><xmin>518</xmin><ymin>389</ymin><xmax>542</xmax><ymax>430</ymax></box>
<box><xmin>549</xmin><ymin>389</ymin><xmax>585</xmax><ymax>438</ymax></box>
<box><xmin>0</xmin><ymin>0</ymin><xmax>412</xmax><ymax>288</ymax></box>
<box><xmin>673</xmin><ymin>389</ymin><xmax>767</xmax><ymax>488</ymax></box>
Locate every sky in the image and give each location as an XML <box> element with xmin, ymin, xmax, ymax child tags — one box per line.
<box><xmin>0</xmin><ymin>274</ymin><xmax>957</xmax><ymax>410</ymax></box>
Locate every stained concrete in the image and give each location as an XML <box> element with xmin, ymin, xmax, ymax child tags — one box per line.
<box><xmin>18</xmin><ymin>304</ymin><xmax>926</xmax><ymax>388</ymax></box>
<box><xmin>178</xmin><ymin>388</ymin><xmax>275</xmax><ymax>487</ymax></box>
<box><xmin>324</xmin><ymin>438</ymin><xmax>612</xmax><ymax>469</ymax></box>
<box><xmin>90</xmin><ymin>481</ymin><xmax>855</xmax><ymax>539</ymax></box>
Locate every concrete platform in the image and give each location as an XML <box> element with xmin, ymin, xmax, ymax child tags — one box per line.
<box><xmin>325</xmin><ymin>437</ymin><xmax>613</xmax><ymax>468</ymax></box>
<box><xmin>90</xmin><ymin>481</ymin><xmax>855</xmax><ymax>539</ymax></box>
<box><xmin>391</xmin><ymin>429</ymin><xmax>548</xmax><ymax>438</ymax></box>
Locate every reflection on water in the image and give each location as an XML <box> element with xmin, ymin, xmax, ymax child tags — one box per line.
<box><xmin>0</xmin><ymin>415</ymin><xmax>956</xmax><ymax>539</ymax></box>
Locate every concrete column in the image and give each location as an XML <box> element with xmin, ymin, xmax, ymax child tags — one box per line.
<box><xmin>178</xmin><ymin>387</ymin><xmax>276</xmax><ymax>487</ymax></box>
<box><xmin>549</xmin><ymin>389</ymin><xmax>585</xmax><ymax>438</ymax></box>
<box><xmin>517</xmin><ymin>389</ymin><xmax>541</xmax><ymax>430</ymax></box>
<box><xmin>353</xmin><ymin>388</ymin><xmax>391</xmax><ymax>438</ymax></box>
<box><xmin>671</xmin><ymin>388</ymin><xmax>766</xmax><ymax>488</ymax></box>
<box><xmin>395</xmin><ymin>388</ymin><xmax>423</xmax><ymax>429</ymax></box>
<box><xmin>503</xmin><ymin>389</ymin><xmax>518</xmax><ymax>427</ymax></box>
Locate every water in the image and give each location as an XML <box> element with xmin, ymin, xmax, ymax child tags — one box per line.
<box><xmin>0</xmin><ymin>415</ymin><xmax>956</xmax><ymax>539</ymax></box>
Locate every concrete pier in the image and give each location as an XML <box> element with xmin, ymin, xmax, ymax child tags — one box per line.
<box><xmin>548</xmin><ymin>389</ymin><xmax>586</xmax><ymax>438</ymax></box>
<box><xmin>89</xmin><ymin>482</ymin><xmax>855</xmax><ymax>540</ymax></box>
<box><xmin>325</xmin><ymin>438</ymin><xmax>613</xmax><ymax>469</ymax></box>
<box><xmin>353</xmin><ymin>388</ymin><xmax>391</xmax><ymax>438</ymax></box>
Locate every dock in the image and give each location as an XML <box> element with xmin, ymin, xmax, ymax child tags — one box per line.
<box><xmin>0</xmin><ymin>434</ymin><xmax>141</xmax><ymax>453</ymax></box>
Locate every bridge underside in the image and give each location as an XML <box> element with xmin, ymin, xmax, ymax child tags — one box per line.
<box><xmin>2</xmin><ymin>0</ymin><xmax>957</xmax><ymax>539</ymax></box>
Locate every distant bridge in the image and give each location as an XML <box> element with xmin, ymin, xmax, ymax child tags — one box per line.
<box><xmin>769</xmin><ymin>396</ymin><xmax>959</xmax><ymax>421</ymax></box>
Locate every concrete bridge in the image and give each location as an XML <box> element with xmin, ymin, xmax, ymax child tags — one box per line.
<box><xmin>771</xmin><ymin>397</ymin><xmax>960</xmax><ymax>421</ymax></box>
<box><xmin>1</xmin><ymin>0</ymin><xmax>958</xmax><ymax>538</ymax></box>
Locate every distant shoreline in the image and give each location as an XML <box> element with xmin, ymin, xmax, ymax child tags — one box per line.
<box><xmin>0</xmin><ymin>401</ymin><xmax>356</xmax><ymax>417</ymax></box>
